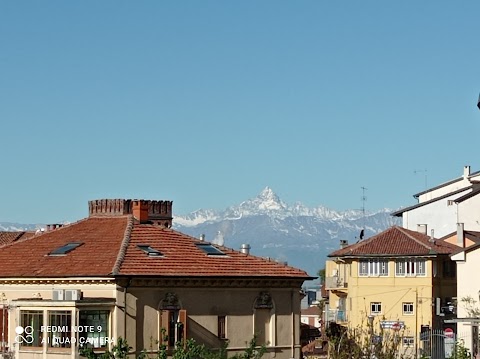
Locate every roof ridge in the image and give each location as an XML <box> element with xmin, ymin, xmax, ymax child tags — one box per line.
<box><xmin>396</xmin><ymin>226</ymin><xmax>432</xmax><ymax>250</ymax></box>
<box><xmin>112</xmin><ymin>215</ymin><xmax>134</xmax><ymax>275</ymax></box>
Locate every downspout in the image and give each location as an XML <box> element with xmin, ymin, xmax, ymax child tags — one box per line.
<box><xmin>291</xmin><ymin>289</ymin><xmax>295</xmax><ymax>359</ymax></box>
<box><xmin>124</xmin><ymin>278</ymin><xmax>132</xmax><ymax>339</ymax></box>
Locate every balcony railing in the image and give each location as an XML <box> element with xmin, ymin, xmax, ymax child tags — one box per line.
<box><xmin>325</xmin><ymin>276</ymin><xmax>348</xmax><ymax>290</ymax></box>
<box><xmin>327</xmin><ymin>309</ymin><xmax>347</xmax><ymax>323</ymax></box>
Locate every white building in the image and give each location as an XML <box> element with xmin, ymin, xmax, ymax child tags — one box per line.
<box><xmin>392</xmin><ymin>166</ymin><xmax>480</xmax><ymax>238</ymax></box>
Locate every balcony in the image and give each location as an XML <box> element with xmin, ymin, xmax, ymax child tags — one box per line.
<box><xmin>325</xmin><ymin>276</ymin><xmax>348</xmax><ymax>290</ymax></box>
<box><xmin>327</xmin><ymin>309</ymin><xmax>347</xmax><ymax>323</ymax></box>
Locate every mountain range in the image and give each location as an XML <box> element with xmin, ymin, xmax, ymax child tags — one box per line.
<box><xmin>0</xmin><ymin>187</ymin><xmax>400</xmax><ymax>281</ymax></box>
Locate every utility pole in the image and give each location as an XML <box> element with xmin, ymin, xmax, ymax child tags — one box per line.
<box><xmin>415</xmin><ymin>289</ymin><xmax>418</xmax><ymax>358</ymax></box>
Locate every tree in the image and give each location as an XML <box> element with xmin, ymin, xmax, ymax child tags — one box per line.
<box><xmin>317</xmin><ymin>268</ymin><xmax>325</xmax><ymax>284</ymax></box>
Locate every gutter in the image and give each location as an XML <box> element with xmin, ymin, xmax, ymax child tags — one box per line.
<box><xmin>124</xmin><ymin>277</ymin><xmax>132</xmax><ymax>339</ymax></box>
<box><xmin>291</xmin><ymin>289</ymin><xmax>295</xmax><ymax>358</ymax></box>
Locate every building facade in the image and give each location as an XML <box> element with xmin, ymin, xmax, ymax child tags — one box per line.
<box><xmin>325</xmin><ymin>226</ymin><xmax>458</xmax><ymax>356</ymax></box>
<box><xmin>0</xmin><ymin>199</ymin><xmax>312</xmax><ymax>359</ymax></box>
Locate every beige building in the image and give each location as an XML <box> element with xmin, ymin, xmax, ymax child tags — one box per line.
<box><xmin>325</xmin><ymin>226</ymin><xmax>458</xmax><ymax>356</ymax></box>
<box><xmin>0</xmin><ymin>199</ymin><xmax>312</xmax><ymax>359</ymax></box>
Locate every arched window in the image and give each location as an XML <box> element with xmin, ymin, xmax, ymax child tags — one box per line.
<box><xmin>158</xmin><ymin>292</ymin><xmax>187</xmax><ymax>348</ymax></box>
<box><xmin>253</xmin><ymin>292</ymin><xmax>275</xmax><ymax>346</ymax></box>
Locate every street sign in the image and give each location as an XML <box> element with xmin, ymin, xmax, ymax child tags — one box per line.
<box><xmin>380</xmin><ymin>320</ymin><xmax>405</xmax><ymax>330</ymax></box>
<box><xmin>444</xmin><ymin>328</ymin><xmax>454</xmax><ymax>338</ymax></box>
<box><xmin>391</xmin><ymin>322</ymin><xmax>401</xmax><ymax>331</ymax></box>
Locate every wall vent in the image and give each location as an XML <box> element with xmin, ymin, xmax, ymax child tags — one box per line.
<box><xmin>64</xmin><ymin>289</ymin><xmax>82</xmax><ymax>301</ymax></box>
<box><xmin>52</xmin><ymin>289</ymin><xmax>64</xmax><ymax>300</ymax></box>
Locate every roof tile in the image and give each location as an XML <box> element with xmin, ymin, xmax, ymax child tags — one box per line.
<box><xmin>328</xmin><ymin>226</ymin><xmax>459</xmax><ymax>257</ymax></box>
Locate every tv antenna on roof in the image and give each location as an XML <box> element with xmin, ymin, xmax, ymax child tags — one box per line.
<box><xmin>414</xmin><ymin>169</ymin><xmax>428</xmax><ymax>190</ymax></box>
<box><xmin>360</xmin><ymin>186</ymin><xmax>367</xmax><ymax>240</ymax></box>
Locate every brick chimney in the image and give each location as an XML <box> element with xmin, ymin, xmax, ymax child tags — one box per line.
<box><xmin>88</xmin><ymin>199</ymin><xmax>173</xmax><ymax>227</ymax></box>
<box><xmin>132</xmin><ymin>200</ymin><xmax>149</xmax><ymax>223</ymax></box>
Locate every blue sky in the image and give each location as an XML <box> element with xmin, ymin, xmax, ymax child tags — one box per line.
<box><xmin>1</xmin><ymin>1</ymin><xmax>480</xmax><ymax>223</ymax></box>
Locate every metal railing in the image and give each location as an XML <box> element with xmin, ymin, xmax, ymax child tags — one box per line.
<box><xmin>325</xmin><ymin>276</ymin><xmax>348</xmax><ymax>290</ymax></box>
<box><xmin>327</xmin><ymin>309</ymin><xmax>347</xmax><ymax>323</ymax></box>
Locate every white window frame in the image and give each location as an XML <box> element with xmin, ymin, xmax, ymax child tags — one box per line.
<box><xmin>370</xmin><ymin>302</ymin><xmax>382</xmax><ymax>315</ymax></box>
<box><xmin>402</xmin><ymin>302</ymin><xmax>414</xmax><ymax>315</ymax></box>
<box><xmin>403</xmin><ymin>336</ymin><xmax>414</xmax><ymax>346</ymax></box>
<box><xmin>395</xmin><ymin>259</ymin><xmax>426</xmax><ymax>277</ymax></box>
<box><xmin>358</xmin><ymin>259</ymin><xmax>389</xmax><ymax>277</ymax></box>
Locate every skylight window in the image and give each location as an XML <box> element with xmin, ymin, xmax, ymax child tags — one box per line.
<box><xmin>49</xmin><ymin>242</ymin><xmax>83</xmax><ymax>256</ymax></box>
<box><xmin>195</xmin><ymin>243</ymin><xmax>226</xmax><ymax>256</ymax></box>
<box><xmin>137</xmin><ymin>244</ymin><xmax>163</xmax><ymax>257</ymax></box>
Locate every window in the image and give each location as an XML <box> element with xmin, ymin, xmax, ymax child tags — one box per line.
<box><xmin>49</xmin><ymin>242</ymin><xmax>82</xmax><ymax>256</ymax></box>
<box><xmin>159</xmin><ymin>309</ymin><xmax>187</xmax><ymax>348</ymax></box>
<box><xmin>254</xmin><ymin>309</ymin><xmax>271</xmax><ymax>345</ymax></box>
<box><xmin>403</xmin><ymin>302</ymin><xmax>414</xmax><ymax>315</ymax></box>
<box><xmin>79</xmin><ymin>310</ymin><xmax>110</xmax><ymax>349</ymax></box>
<box><xmin>358</xmin><ymin>260</ymin><xmax>389</xmax><ymax>276</ymax></box>
<box><xmin>403</xmin><ymin>337</ymin><xmax>414</xmax><ymax>346</ymax></box>
<box><xmin>370</xmin><ymin>302</ymin><xmax>382</xmax><ymax>315</ymax></box>
<box><xmin>137</xmin><ymin>244</ymin><xmax>163</xmax><ymax>257</ymax></box>
<box><xmin>48</xmin><ymin>311</ymin><xmax>72</xmax><ymax>348</ymax></box>
<box><xmin>395</xmin><ymin>259</ymin><xmax>426</xmax><ymax>276</ymax></box>
<box><xmin>195</xmin><ymin>244</ymin><xmax>226</xmax><ymax>256</ymax></box>
<box><xmin>0</xmin><ymin>306</ymin><xmax>8</xmax><ymax>351</ymax></box>
<box><xmin>20</xmin><ymin>310</ymin><xmax>44</xmax><ymax>347</ymax></box>
<box><xmin>218</xmin><ymin>316</ymin><xmax>226</xmax><ymax>339</ymax></box>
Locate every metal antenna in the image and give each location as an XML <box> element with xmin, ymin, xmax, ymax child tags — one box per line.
<box><xmin>414</xmin><ymin>169</ymin><xmax>428</xmax><ymax>190</ymax></box>
<box><xmin>361</xmin><ymin>186</ymin><xmax>367</xmax><ymax>235</ymax></box>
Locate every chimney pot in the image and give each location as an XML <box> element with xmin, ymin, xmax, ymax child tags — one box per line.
<box><xmin>199</xmin><ymin>234</ymin><xmax>205</xmax><ymax>242</ymax></box>
<box><xmin>417</xmin><ymin>224</ymin><xmax>428</xmax><ymax>235</ymax></box>
<box><xmin>457</xmin><ymin>223</ymin><xmax>465</xmax><ymax>248</ymax></box>
<box><xmin>240</xmin><ymin>243</ymin><xmax>251</xmax><ymax>255</ymax></box>
<box><xmin>340</xmin><ymin>240</ymin><xmax>348</xmax><ymax>249</ymax></box>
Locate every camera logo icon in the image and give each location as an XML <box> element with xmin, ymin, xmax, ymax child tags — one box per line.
<box><xmin>14</xmin><ymin>326</ymin><xmax>34</xmax><ymax>344</ymax></box>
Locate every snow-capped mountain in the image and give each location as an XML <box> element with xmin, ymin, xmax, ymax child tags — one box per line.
<box><xmin>173</xmin><ymin>187</ymin><xmax>400</xmax><ymax>280</ymax></box>
<box><xmin>0</xmin><ymin>188</ymin><xmax>399</xmax><ymax>281</ymax></box>
<box><xmin>0</xmin><ymin>222</ymin><xmax>40</xmax><ymax>232</ymax></box>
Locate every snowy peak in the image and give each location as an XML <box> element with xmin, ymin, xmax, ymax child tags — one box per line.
<box><xmin>253</xmin><ymin>186</ymin><xmax>286</xmax><ymax>211</ymax></box>
<box><xmin>258</xmin><ymin>186</ymin><xmax>279</xmax><ymax>202</ymax></box>
<box><xmin>174</xmin><ymin>187</ymin><xmax>396</xmax><ymax>228</ymax></box>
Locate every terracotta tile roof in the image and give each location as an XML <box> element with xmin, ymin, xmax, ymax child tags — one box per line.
<box><xmin>328</xmin><ymin>226</ymin><xmax>460</xmax><ymax>258</ymax></box>
<box><xmin>0</xmin><ymin>231</ymin><xmax>35</xmax><ymax>247</ymax></box>
<box><xmin>117</xmin><ymin>224</ymin><xmax>312</xmax><ymax>278</ymax></box>
<box><xmin>0</xmin><ymin>217</ymin><xmax>129</xmax><ymax>277</ymax></box>
<box><xmin>0</xmin><ymin>216</ymin><xmax>312</xmax><ymax>279</ymax></box>
<box><xmin>301</xmin><ymin>306</ymin><xmax>321</xmax><ymax>316</ymax></box>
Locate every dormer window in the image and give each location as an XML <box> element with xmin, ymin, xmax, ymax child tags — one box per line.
<box><xmin>49</xmin><ymin>243</ymin><xmax>83</xmax><ymax>256</ymax></box>
<box><xmin>137</xmin><ymin>244</ymin><xmax>163</xmax><ymax>257</ymax></box>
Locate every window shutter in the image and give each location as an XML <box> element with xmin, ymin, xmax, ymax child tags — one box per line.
<box><xmin>159</xmin><ymin>310</ymin><xmax>169</xmax><ymax>346</ymax></box>
<box><xmin>0</xmin><ymin>307</ymin><xmax>7</xmax><ymax>350</ymax></box>
<box><xmin>179</xmin><ymin>309</ymin><xmax>187</xmax><ymax>347</ymax></box>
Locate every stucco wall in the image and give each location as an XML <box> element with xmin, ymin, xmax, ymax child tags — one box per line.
<box><xmin>455</xmin><ymin>249</ymin><xmax>480</xmax><ymax>353</ymax></box>
<box><xmin>402</xmin><ymin>189</ymin><xmax>480</xmax><ymax>238</ymax></box>
<box><xmin>122</xmin><ymin>286</ymin><xmax>302</xmax><ymax>359</ymax></box>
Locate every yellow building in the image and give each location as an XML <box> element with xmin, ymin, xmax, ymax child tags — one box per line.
<box><xmin>325</xmin><ymin>226</ymin><xmax>458</xmax><ymax>353</ymax></box>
